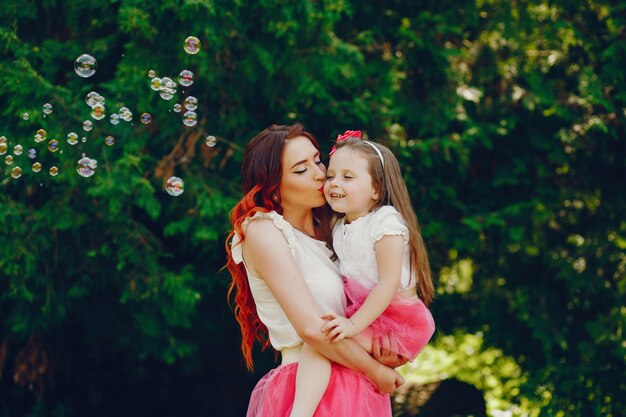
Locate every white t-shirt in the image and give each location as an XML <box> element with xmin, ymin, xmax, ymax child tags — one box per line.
<box><xmin>231</xmin><ymin>211</ymin><xmax>346</xmax><ymax>351</ymax></box>
<box><xmin>332</xmin><ymin>205</ymin><xmax>414</xmax><ymax>290</ymax></box>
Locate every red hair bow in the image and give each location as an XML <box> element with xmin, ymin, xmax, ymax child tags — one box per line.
<box><xmin>330</xmin><ymin>130</ymin><xmax>361</xmax><ymax>156</ymax></box>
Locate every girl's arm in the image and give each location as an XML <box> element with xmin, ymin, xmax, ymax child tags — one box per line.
<box><xmin>322</xmin><ymin>234</ymin><xmax>404</xmax><ymax>340</ymax></box>
<box><xmin>242</xmin><ymin>219</ymin><xmax>402</xmax><ymax>393</ymax></box>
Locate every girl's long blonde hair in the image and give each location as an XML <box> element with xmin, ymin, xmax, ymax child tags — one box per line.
<box><xmin>333</xmin><ymin>137</ymin><xmax>435</xmax><ymax>306</ymax></box>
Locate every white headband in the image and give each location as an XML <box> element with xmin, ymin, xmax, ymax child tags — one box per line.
<box><xmin>364</xmin><ymin>140</ymin><xmax>384</xmax><ymax>168</ymax></box>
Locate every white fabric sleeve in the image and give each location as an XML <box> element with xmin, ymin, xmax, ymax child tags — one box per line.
<box><xmin>230</xmin><ymin>211</ymin><xmax>297</xmax><ymax>264</ymax></box>
<box><xmin>369</xmin><ymin>206</ymin><xmax>409</xmax><ymax>243</ymax></box>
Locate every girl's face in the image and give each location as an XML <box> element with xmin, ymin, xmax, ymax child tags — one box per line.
<box><xmin>323</xmin><ymin>147</ymin><xmax>379</xmax><ymax>223</ymax></box>
<box><xmin>279</xmin><ymin>136</ymin><xmax>327</xmax><ymax>211</ymax></box>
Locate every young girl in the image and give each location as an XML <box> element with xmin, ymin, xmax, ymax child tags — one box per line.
<box><xmin>289</xmin><ymin>131</ymin><xmax>435</xmax><ymax>417</ymax></box>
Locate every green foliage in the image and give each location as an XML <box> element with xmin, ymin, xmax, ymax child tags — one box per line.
<box><xmin>1</xmin><ymin>1</ymin><xmax>625</xmax><ymax>416</ymax></box>
<box><xmin>402</xmin><ymin>332</ymin><xmax>542</xmax><ymax>416</ymax></box>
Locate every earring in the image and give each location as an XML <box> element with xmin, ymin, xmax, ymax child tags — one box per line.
<box><xmin>272</xmin><ymin>193</ymin><xmax>280</xmax><ymax>203</ymax></box>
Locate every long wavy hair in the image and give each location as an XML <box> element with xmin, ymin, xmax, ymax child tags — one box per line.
<box><xmin>224</xmin><ymin>122</ymin><xmax>332</xmax><ymax>371</ymax></box>
<box><xmin>333</xmin><ymin>137</ymin><xmax>435</xmax><ymax>306</ymax></box>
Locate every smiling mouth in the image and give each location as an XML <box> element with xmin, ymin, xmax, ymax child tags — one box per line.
<box><xmin>330</xmin><ymin>193</ymin><xmax>345</xmax><ymax>198</ymax></box>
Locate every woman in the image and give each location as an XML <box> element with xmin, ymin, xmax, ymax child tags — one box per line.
<box><xmin>225</xmin><ymin>123</ymin><xmax>406</xmax><ymax>416</ymax></box>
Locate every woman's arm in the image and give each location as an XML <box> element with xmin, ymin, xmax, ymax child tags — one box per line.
<box><xmin>242</xmin><ymin>219</ymin><xmax>401</xmax><ymax>392</ymax></box>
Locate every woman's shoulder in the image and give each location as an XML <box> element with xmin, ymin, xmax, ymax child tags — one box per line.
<box><xmin>243</xmin><ymin>210</ymin><xmax>297</xmax><ymax>246</ymax></box>
<box><xmin>243</xmin><ymin>210</ymin><xmax>291</xmax><ymax>230</ymax></box>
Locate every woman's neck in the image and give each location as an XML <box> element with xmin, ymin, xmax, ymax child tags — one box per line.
<box><xmin>282</xmin><ymin>207</ymin><xmax>316</xmax><ymax>238</ymax></box>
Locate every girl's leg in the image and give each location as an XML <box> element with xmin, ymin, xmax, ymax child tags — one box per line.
<box><xmin>289</xmin><ymin>343</ymin><xmax>331</xmax><ymax>417</ymax></box>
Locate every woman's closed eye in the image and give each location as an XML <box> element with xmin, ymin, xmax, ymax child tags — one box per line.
<box><xmin>295</xmin><ymin>160</ymin><xmax>323</xmax><ymax>174</ymax></box>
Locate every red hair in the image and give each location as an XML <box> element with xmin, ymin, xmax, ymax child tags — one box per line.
<box><xmin>225</xmin><ymin>123</ymin><xmax>331</xmax><ymax>371</ymax></box>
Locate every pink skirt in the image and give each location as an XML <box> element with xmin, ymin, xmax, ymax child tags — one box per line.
<box><xmin>344</xmin><ymin>278</ymin><xmax>435</xmax><ymax>361</ymax></box>
<box><xmin>246</xmin><ymin>362</ymin><xmax>391</xmax><ymax>417</ymax></box>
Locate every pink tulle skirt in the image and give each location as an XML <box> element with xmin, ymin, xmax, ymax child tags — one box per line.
<box><xmin>344</xmin><ymin>278</ymin><xmax>435</xmax><ymax>361</ymax></box>
<box><xmin>246</xmin><ymin>362</ymin><xmax>391</xmax><ymax>417</ymax></box>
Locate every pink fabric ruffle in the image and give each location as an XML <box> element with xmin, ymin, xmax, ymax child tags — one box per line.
<box><xmin>344</xmin><ymin>278</ymin><xmax>435</xmax><ymax>361</ymax></box>
<box><xmin>247</xmin><ymin>362</ymin><xmax>391</xmax><ymax>417</ymax></box>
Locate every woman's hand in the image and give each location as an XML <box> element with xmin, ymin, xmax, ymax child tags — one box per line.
<box><xmin>372</xmin><ymin>332</ymin><xmax>409</xmax><ymax>368</ymax></box>
<box><xmin>372</xmin><ymin>364</ymin><xmax>405</xmax><ymax>394</ymax></box>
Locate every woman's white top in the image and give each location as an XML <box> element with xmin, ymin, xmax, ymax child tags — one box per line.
<box><xmin>332</xmin><ymin>205</ymin><xmax>414</xmax><ymax>291</ymax></box>
<box><xmin>230</xmin><ymin>211</ymin><xmax>346</xmax><ymax>351</ymax></box>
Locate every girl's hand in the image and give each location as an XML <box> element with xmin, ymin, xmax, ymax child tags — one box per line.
<box><xmin>320</xmin><ymin>311</ymin><xmax>357</xmax><ymax>342</ymax></box>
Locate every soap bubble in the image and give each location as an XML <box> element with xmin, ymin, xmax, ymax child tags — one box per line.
<box><xmin>74</xmin><ymin>54</ymin><xmax>97</xmax><ymax>78</ymax></box>
<box><xmin>150</xmin><ymin>77</ymin><xmax>162</xmax><ymax>91</ymax></box>
<box><xmin>13</xmin><ymin>144</ymin><xmax>23</xmax><ymax>155</ymax></box>
<box><xmin>85</xmin><ymin>91</ymin><xmax>104</xmax><ymax>108</ymax></box>
<box><xmin>67</xmin><ymin>132</ymin><xmax>79</xmax><ymax>145</ymax></box>
<box><xmin>83</xmin><ymin>120</ymin><xmax>93</xmax><ymax>131</ymax></box>
<box><xmin>173</xmin><ymin>103</ymin><xmax>182</xmax><ymax>113</ymax></box>
<box><xmin>183</xmin><ymin>36</ymin><xmax>201</xmax><ymax>55</ymax></box>
<box><xmin>148</xmin><ymin>69</ymin><xmax>156</xmax><ymax>78</ymax></box>
<box><xmin>178</xmin><ymin>70</ymin><xmax>194</xmax><ymax>87</ymax></box>
<box><xmin>159</xmin><ymin>90</ymin><xmax>174</xmax><ymax>100</ymax></box>
<box><xmin>11</xmin><ymin>166</ymin><xmax>22</xmax><ymax>179</ymax></box>
<box><xmin>28</xmin><ymin>148</ymin><xmax>37</xmax><ymax>159</ymax></box>
<box><xmin>105</xmin><ymin>135</ymin><xmax>115</xmax><ymax>146</ymax></box>
<box><xmin>205</xmin><ymin>135</ymin><xmax>217</xmax><ymax>147</ymax></box>
<box><xmin>48</xmin><ymin>140</ymin><xmax>60</xmax><ymax>152</ymax></box>
<box><xmin>77</xmin><ymin>154</ymin><xmax>98</xmax><ymax>178</ymax></box>
<box><xmin>49</xmin><ymin>166</ymin><xmax>59</xmax><ymax>176</ymax></box>
<box><xmin>81</xmin><ymin>137</ymin><xmax>87</xmax><ymax>143</ymax></box>
<box><xmin>166</xmin><ymin>176</ymin><xmax>184</xmax><ymax>196</ymax></box>
<box><xmin>140</xmin><ymin>113</ymin><xmax>152</xmax><ymax>124</ymax></box>
<box><xmin>162</xmin><ymin>76</ymin><xmax>175</xmax><ymax>85</ymax></box>
<box><xmin>0</xmin><ymin>143</ymin><xmax>6</xmax><ymax>155</ymax></box>
<box><xmin>184</xmin><ymin>96</ymin><xmax>198</xmax><ymax>110</ymax></box>
<box><xmin>110</xmin><ymin>113</ymin><xmax>120</xmax><ymax>125</ymax></box>
<box><xmin>34</xmin><ymin>134</ymin><xmax>43</xmax><ymax>143</ymax></box>
<box><xmin>182</xmin><ymin>111</ymin><xmax>197</xmax><ymax>127</ymax></box>
<box><xmin>5</xmin><ymin>155</ymin><xmax>14</xmax><ymax>165</ymax></box>
<box><xmin>22</xmin><ymin>112</ymin><xmax>29</xmax><ymax>120</ymax></box>
<box><xmin>86</xmin><ymin>91</ymin><xmax>98</xmax><ymax>106</ymax></box>
<box><xmin>91</xmin><ymin>103</ymin><xmax>106</xmax><ymax>120</ymax></box>
<box><xmin>36</xmin><ymin>129</ymin><xmax>47</xmax><ymax>140</ymax></box>
<box><xmin>42</xmin><ymin>103</ymin><xmax>53</xmax><ymax>115</ymax></box>
<box><xmin>159</xmin><ymin>77</ymin><xmax>177</xmax><ymax>100</ymax></box>
<box><xmin>0</xmin><ymin>136</ymin><xmax>6</xmax><ymax>144</ymax></box>
<box><xmin>119</xmin><ymin>107</ymin><xmax>133</xmax><ymax>122</ymax></box>
<box><xmin>32</xmin><ymin>162</ymin><xmax>42</xmax><ymax>172</ymax></box>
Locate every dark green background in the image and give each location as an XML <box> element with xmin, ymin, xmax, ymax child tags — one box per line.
<box><xmin>1</xmin><ymin>1</ymin><xmax>624</xmax><ymax>416</ymax></box>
